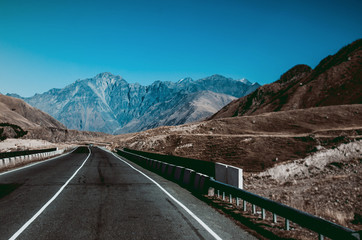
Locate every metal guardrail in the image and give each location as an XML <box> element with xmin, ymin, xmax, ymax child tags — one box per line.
<box><xmin>209</xmin><ymin>179</ymin><xmax>361</xmax><ymax>240</ymax></box>
<box><xmin>117</xmin><ymin>148</ymin><xmax>361</xmax><ymax>240</ymax></box>
<box><xmin>123</xmin><ymin>148</ymin><xmax>215</xmax><ymax>177</ymax></box>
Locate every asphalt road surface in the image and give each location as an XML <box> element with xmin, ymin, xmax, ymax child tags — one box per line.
<box><xmin>0</xmin><ymin>146</ymin><xmax>255</xmax><ymax>240</ymax></box>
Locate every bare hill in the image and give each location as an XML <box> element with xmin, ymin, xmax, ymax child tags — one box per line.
<box><xmin>0</xmin><ymin>94</ymin><xmax>108</xmax><ymax>143</ymax></box>
<box><xmin>0</xmin><ymin>94</ymin><xmax>65</xmax><ymax>129</ymax></box>
<box><xmin>210</xmin><ymin>39</ymin><xmax>362</xmax><ymax>120</ymax></box>
<box><xmin>110</xmin><ymin>104</ymin><xmax>362</xmax><ymax>172</ymax></box>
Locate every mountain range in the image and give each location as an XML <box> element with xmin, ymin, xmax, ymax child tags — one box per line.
<box><xmin>10</xmin><ymin>74</ymin><xmax>259</xmax><ymax>134</ymax></box>
<box><xmin>112</xmin><ymin>38</ymin><xmax>362</xmax><ymax>171</ymax></box>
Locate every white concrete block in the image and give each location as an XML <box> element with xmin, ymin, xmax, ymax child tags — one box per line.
<box><xmin>215</xmin><ymin>163</ymin><xmax>228</xmax><ymax>183</ymax></box>
<box><xmin>227</xmin><ymin>166</ymin><xmax>243</xmax><ymax>189</ymax></box>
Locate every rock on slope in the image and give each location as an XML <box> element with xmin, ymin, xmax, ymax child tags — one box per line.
<box><xmin>16</xmin><ymin>74</ymin><xmax>259</xmax><ymax>134</ymax></box>
<box><xmin>209</xmin><ymin>39</ymin><xmax>362</xmax><ymax>120</ymax></box>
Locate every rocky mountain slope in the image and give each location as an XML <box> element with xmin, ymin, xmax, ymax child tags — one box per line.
<box><xmin>0</xmin><ymin>94</ymin><xmax>107</xmax><ymax>143</ymax></box>
<box><xmin>13</xmin><ymin>74</ymin><xmax>259</xmax><ymax>134</ymax></box>
<box><xmin>0</xmin><ymin>94</ymin><xmax>65</xmax><ymax>130</ymax></box>
<box><xmin>209</xmin><ymin>39</ymin><xmax>362</xmax><ymax>120</ymax></box>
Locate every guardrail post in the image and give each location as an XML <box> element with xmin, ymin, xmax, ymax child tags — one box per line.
<box><xmin>222</xmin><ymin>192</ymin><xmax>225</xmax><ymax>201</ymax></box>
<box><xmin>236</xmin><ymin>197</ymin><xmax>240</xmax><ymax>206</ymax></box>
<box><xmin>273</xmin><ymin>213</ymin><xmax>277</xmax><ymax>223</ymax></box>
<box><xmin>252</xmin><ymin>204</ymin><xmax>256</xmax><ymax>214</ymax></box>
<box><xmin>208</xmin><ymin>187</ymin><xmax>215</xmax><ymax>197</ymax></box>
<box><xmin>262</xmin><ymin>208</ymin><xmax>266</xmax><ymax>220</ymax></box>
<box><xmin>285</xmin><ymin>219</ymin><xmax>290</xmax><ymax>231</ymax></box>
<box><xmin>217</xmin><ymin>190</ymin><xmax>220</xmax><ymax>198</ymax></box>
<box><xmin>229</xmin><ymin>194</ymin><xmax>232</xmax><ymax>203</ymax></box>
<box><xmin>318</xmin><ymin>234</ymin><xmax>324</xmax><ymax>240</ymax></box>
<box><xmin>243</xmin><ymin>200</ymin><xmax>247</xmax><ymax>211</ymax></box>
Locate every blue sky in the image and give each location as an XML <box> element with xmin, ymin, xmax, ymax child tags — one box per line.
<box><xmin>0</xmin><ymin>0</ymin><xmax>361</xmax><ymax>97</ymax></box>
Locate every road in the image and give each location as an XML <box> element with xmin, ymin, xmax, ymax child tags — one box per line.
<box><xmin>0</xmin><ymin>146</ymin><xmax>255</xmax><ymax>240</ymax></box>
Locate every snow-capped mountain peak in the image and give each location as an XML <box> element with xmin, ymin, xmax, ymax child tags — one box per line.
<box><xmin>238</xmin><ymin>78</ymin><xmax>252</xmax><ymax>85</ymax></box>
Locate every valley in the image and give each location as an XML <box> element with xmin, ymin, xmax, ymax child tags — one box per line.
<box><xmin>1</xmin><ymin>38</ymin><xmax>361</xmax><ymax>238</ymax></box>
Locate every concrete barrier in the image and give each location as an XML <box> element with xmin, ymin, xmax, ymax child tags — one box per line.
<box><xmin>193</xmin><ymin>173</ymin><xmax>201</xmax><ymax>190</ymax></box>
<box><xmin>173</xmin><ymin>166</ymin><xmax>184</xmax><ymax>182</ymax></box>
<box><xmin>152</xmin><ymin>160</ymin><xmax>158</xmax><ymax>169</ymax></box>
<box><xmin>215</xmin><ymin>162</ymin><xmax>243</xmax><ymax>189</ymax></box>
<box><xmin>182</xmin><ymin>168</ymin><xmax>195</xmax><ymax>186</ymax></box>
<box><xmin>166</xmin><ymin>164</ymin><xmax>175</xmax><ymax>178</ymax></box>
<box><xmin>148</xmin><ymin>159</ymin><xmax>154</xmax><ymax>168</ymax></box>
<box><xmin>215</xmin><ymin>163</ymin><xmax>228</xmax><ymax>183</ymax></box>
<box><xmin>156</xmin><ymin>161</ymin><xmax>162</xmax><ymax>172</ymax></box>
<box><xmin>161</xmin><ymin>163</ymin><xmax>168</xmax><ymax>175</ymax></box>
<box><xmin>198</xmin><ymin>174</ymin><xmax>209</xmax><ymax>193</ymax></box>
<box><xmin>0</xmin><ymin>149</ymin><xmax>65</xmax><ymax>171</ymax></box>
<box><xmin>227</xmin><ymin>165</ymin><xmax>243</xmax><ymax>189</ymax></box>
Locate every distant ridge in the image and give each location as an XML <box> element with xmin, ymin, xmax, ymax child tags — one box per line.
<box><xmin>209</xmin><ymin>39</ymin><xmax>362</xmax><ymax>120</ymax></box>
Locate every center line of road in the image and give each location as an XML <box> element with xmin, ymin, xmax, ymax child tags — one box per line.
<box><xmin>9</xmin><ymin>147</ymin><xmax>91</xmax><ymax>240</ymax></box>
<box><xmin>111</xmin><ymin>150</ymin><xmax>223</xmax><ymax>240</ymax></box>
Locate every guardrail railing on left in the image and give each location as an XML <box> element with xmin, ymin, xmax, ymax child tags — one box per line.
<box><xmin>0</xmin><ymin>148</ymin><xmax>65</xmax><ymax>170</ymax></box>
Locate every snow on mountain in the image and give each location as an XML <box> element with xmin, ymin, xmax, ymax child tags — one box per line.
<box><xmin>16</xmin><ymin>73</ymin><xmax>260</xmax><ymax>134</ymax></box>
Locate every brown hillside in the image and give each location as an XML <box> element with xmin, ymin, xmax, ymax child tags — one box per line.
<box><xmin>0</xmin><ymin>94</ymin><xmax>65</xmax><ymax>129</ymax></box>
<box><xmin>110</xmin><ymin>104</ymin><xmax>362</xmax><ymax>172</ymax></box>
<box><xmin>210</xmin><ymin>39</ymin><xmax>362</xmax><ymax>120</ymax></box>
<box><xmin>0</xmin><ymin>94</ymin><xmax>108</xmax><ymax>143</ymax></box>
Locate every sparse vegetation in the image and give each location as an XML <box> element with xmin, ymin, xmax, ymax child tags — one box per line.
<box><xmin>0</xmin><ymin>123</ymin><xmax>27</xmax><ymax>141</ymax></box>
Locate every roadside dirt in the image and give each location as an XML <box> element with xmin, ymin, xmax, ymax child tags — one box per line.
<box><xmin>110</xmin><ymin>104</ymin><xmax>362</xmax><ymax>238</ymax></box>
<box><xmin>246</xmin><ymin>140</ymin><xmax>362</xmax><ymax>232</ymax></box>
<box><xmin>110</xmin><ymin>104</ymin><xmax>362</xmax><ymax>172</ymax></box>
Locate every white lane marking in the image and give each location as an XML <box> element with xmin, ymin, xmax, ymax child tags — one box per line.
<box><xmin>9</xmin><ymin>147</ymin><xmax>91</xmax><ymax>240</ymax></box>
<box><xmin>0</xmin><ymin>148</ymin><xmax>77</xmax><ymax>176</ymax></box>
<box><xmin>110</xmin><ymin>150</ymin><xmax>223</xmax><ymax>240</ymax></box>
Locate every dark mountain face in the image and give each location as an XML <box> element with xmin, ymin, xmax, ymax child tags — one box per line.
<box><xmin>15</xmin><ymin>74</ymin><xmax>260</xmax><ymax>134</ymax></box>
<box><xmin>210</xmin><ymin>39</ymin><xmax>362</xmax><ymax>120</ymax></box>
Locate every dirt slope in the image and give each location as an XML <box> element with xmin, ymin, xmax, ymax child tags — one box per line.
<box><xmin>110</xmin><ymin>104</ymin><xmax>362</xmax><ymax>172</ymax></box>
<box><xmin>0</xmin><ymin>94</ymin><xmax>108</xmax><ymax>143</ymax></box>
<box><xmin>0</xmin><ymin>94</ymin><xmax>65</xmax><ymax>129</ymax></box>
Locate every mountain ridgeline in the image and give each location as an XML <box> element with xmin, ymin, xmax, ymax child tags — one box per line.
<box><xmin>15</xmin><ymin>74</ymin><xmax>259</xmax><ymax>134</ymax></box>
<box><xmin>209</xmin><ymin>39</ymin><xmax>362</xmax><ymax>120</ymax></box>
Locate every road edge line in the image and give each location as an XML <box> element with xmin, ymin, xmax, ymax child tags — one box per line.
<box><xmin>110</xmin><ymin>150</ymin><xmax>223</xmax><ymax>240</ymax></box>
<box><xmin>8</xmin><ymin>147</ymin><xmax>91</xmax><ymax>240</ymax></box>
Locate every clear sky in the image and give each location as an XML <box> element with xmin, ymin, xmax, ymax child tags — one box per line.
<box><xmin>0</xmin><ymin>0</ymin><xmax>361</xmax><ymax>97</ymax></box>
